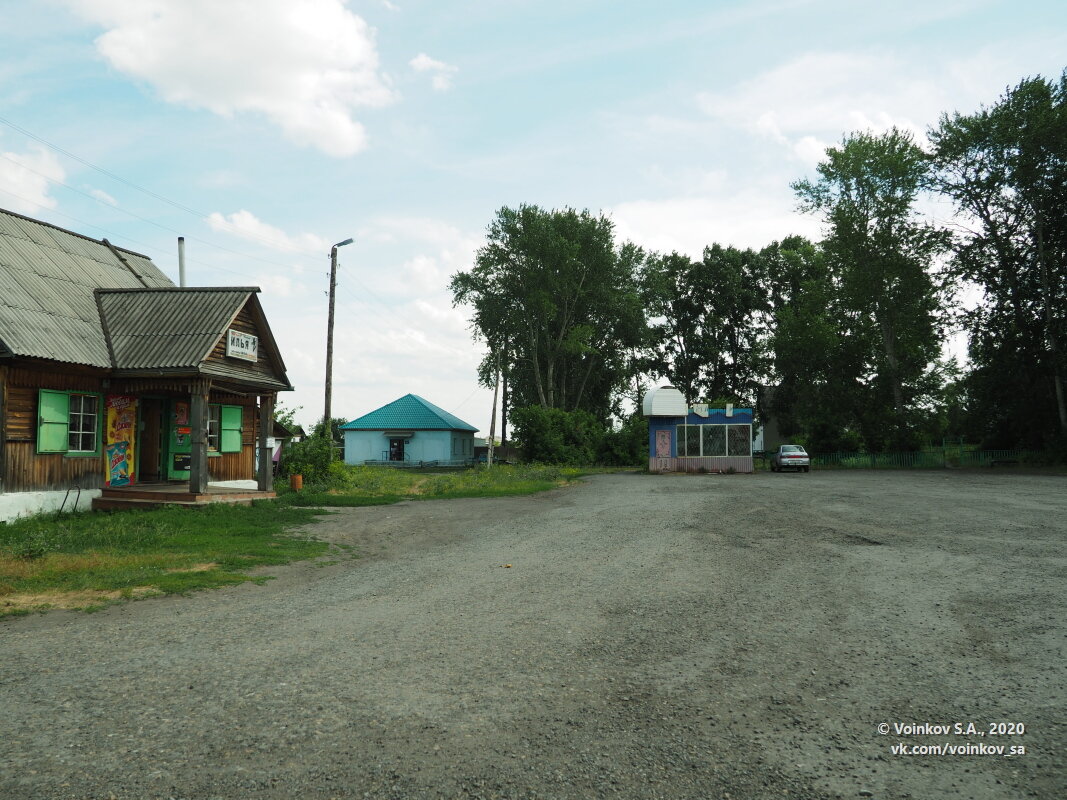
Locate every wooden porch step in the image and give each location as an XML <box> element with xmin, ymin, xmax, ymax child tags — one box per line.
<box><xmin>93</xmin><ymin>497</ymin><xmax>257</xmax><ymax>511</ymax></box>
<box><xmin>92</xmin><ymin>490</ymin><xmax>276</xmax><ymax>511</ymax></box>
<box><xmin>98</xmin><ymin>489</ymin><xmax>273</xmax><ymax>502</ymax></box>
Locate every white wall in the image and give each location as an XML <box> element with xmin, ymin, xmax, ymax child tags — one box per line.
<box><xmin>343</xmin><ymin>430</ymin><xmax>472</xmax><ymax>464</ymax></box>
<box><xmin>0</xmin><ymin>489</ymin><xmax>101</xmax><ymax>522</ymax></box>
<box><xmin>343</xmin><ymin>431</ymin><xmax>382</xmax><ymax>464</ymax></box>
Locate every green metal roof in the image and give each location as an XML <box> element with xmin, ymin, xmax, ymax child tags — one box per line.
<box><xmin>341</xmin><ymin>394</ymin><xmax>477</xmax><ymax>432</ymax></box>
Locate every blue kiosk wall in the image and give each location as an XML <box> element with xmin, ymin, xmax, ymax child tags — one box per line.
<box><xmin>647</xmin><ymin>408</ymin><xmax>754</xmax><ymax>473</ymax></box>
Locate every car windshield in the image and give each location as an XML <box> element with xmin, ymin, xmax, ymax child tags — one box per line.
<box><xmin>782</xmin><ymin>445</ymin><xmax>805</xmax><ymax>453</ymax></box>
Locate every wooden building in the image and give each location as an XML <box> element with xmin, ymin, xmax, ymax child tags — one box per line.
<box><xmin>0</xmin><ymin>208</ymin><xmax>292</xmax><ymax>516</ymax></box>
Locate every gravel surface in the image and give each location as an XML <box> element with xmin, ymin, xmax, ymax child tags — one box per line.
<box><xmin>1</xmin><ymin>470</ymin><xmax>1064</xmax><ymax>799</ymax></box>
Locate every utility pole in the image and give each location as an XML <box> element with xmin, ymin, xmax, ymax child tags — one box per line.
<box><xmin>487</xmin><ymin>354</ymin><xmax>500</xmax><ymax>468</ymax></box>
<box><xmin>324</xmin><ymin>237</ymin><xmax>353</xmax><ymax>434</ymax></box>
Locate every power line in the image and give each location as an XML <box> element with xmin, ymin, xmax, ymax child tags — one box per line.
<box><xmin>0</xmin><ymin>115</ymin><xmax>453</xmax><ymax>334</ymax></box>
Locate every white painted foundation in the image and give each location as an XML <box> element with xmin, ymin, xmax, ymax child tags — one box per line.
<box><xmin>0</xmin><ymin>489</ymin><xmax>102</xmax><ymax>522</ymax></box>
<box><xmin>0</xmin><ymin>480</ymin><xmax>261</xmax><ymax>522</ymax></box>
<box><xmin>208</xmin><ymin>480</ymin><xmax>259</xmax><ymax>490</ymax></box>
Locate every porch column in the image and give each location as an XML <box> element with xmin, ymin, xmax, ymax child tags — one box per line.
<box><xmin>258</xmin><ymin>393</ymin><xmax>275</xmax><ymax>492</ymax></box>
<box><xmin>189</xmin><ymin>382</ymin><xmax>211</xmax><ymax>494</ymax></box>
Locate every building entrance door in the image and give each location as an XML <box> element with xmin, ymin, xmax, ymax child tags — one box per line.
<box><xmin>388</xmin><ymin>438</ymin><xmax>405</xmax><ymax>461</ymax></box>
<box><xmin>138</xmin><ymin>398</ymin><xmax>164</xmax><ymax>482</ymax></box>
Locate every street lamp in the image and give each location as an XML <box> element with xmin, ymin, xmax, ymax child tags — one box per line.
<box><xmin>324</xmin><ymin>237</ymin><xmax>353</xmax><ymax>434</ymax></box>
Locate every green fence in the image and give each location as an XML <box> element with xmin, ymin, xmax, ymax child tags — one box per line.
<box><xmin>809</xmin><ymin>449</ymin><xmax>1041</xmax><ymax>470</ymax></box>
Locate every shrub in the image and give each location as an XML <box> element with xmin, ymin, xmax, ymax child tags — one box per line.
<box><xmin>277</xmin><ymin>435</ymin><xmax>338</xmax><ymax>486</ymax></box>
<box><xmin>598</xmin><ymin>414</ymin><xmax>648</xmax><ymax>466</ymax></box>
<box><xmin>511</xmin><ymin>406</ymin><xmax>604</xmax><ymax>465</ymax></box>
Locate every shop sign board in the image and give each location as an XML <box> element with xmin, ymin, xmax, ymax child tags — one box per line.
<box><xmin>226</xmin><ymin>329</ymin><xmax>258</xmax><ymax>362</ymax></box>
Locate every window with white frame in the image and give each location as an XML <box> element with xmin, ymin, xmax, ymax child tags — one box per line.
<box><xmin>207</xmin><ymin>405</ymin><xmax>221</xmax><ymax>451</ymax></box>
<box><xmin>67</xmin><ymin>394</ymin><xmax>99</xmax><ymax>453</ymax></box>
<box><xmin>208</xmin><ymin>404</ymin><xmax>243</xmax><ymax>453</ymax></box>
<box><xmin>38</xmin><ymin>390</ymin><xmax>102</xmax><ymax>455</ymax></box>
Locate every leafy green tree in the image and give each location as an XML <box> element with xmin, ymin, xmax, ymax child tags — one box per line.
<box><xmin>511</xmin><ymin>406</ymin><xmax>603</xmax><ymax>465</ymax></box>
<box><xmin>273</xmin><ymin>403</ymin><xmax>302</xmax><ymax>432</ymax></box>
<box><xmin>929</xmin><ymin>73</ymin><xmax>1067</xmax><ymax>447</ymax></box>
<box><xmin>794</xmin><ymin>128</ymin><xmax>950</xmax><ymax>449</ymax></box>
<box><xmin>761</xmin><ymin>237</ymin><xmax>867</xmax><ymax>451</ymax></box>
<box><xmin>451</xmin><ymin>205</ymin><xmax>646</xmax><ymax>421</ymax></box>
<box><xmin>640</xmin><ymin>245</ymin><xmax>770</xmax><ymax>406</ymax></box>
<box><xmin>597</xmin><ymin>413</ymin><xmax>649</xmax><ymax>466</ymax></box>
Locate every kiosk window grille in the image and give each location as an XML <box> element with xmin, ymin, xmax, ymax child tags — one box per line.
<box><xmin>701</xmin><ymin>425</ymin><xmax>726</xmax><ymax>456</ymax></box>
<box><xmin>727</xmin><ymin>424</ymin><xmax>751</xmax><ymax>456</ymax></box>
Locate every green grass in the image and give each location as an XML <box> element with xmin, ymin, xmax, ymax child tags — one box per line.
<box><xmin>277</xmin><ymin>463</ymin><xmax>586</xmax><ymax>505</ymax></box>
<box><xmin>0</xmin><ymin>502</ymin><xmax>329</xmax><ymax>617</ymax></box>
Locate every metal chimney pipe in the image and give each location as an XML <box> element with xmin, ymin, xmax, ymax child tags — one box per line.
<box><xmin>178</xmin><ymin>236</ymin><xmax>186</xmax><ymax>287</ymax></box>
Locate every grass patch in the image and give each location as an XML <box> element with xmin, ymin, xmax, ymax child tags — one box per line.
<box><xmin>280</xmin><ymin>492</ymin><xmax>403</xmax><ymax>508</ymax></box>
<box><xmin>277</xmin><ymin>463</ymin><xmax>585</xmax><ymax>506</ymax></box>
<box><xmin>0</xmin><ymin>502</ymin><xmax>328</xmax><ymax>618</ymax></box>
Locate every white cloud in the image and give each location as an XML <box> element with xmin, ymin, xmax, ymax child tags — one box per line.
<box><xmin>698</xmin><ymin>51</ymin><xmax>943</xmax><ymax>161</ymax></box>
<box><xmin>609</xmin><ymin>189</ymin><xmax>822</xmax><ymax>257</ymax></box>
<box><xmin>65</xmin><ymin>0</ymin><xmax>395</xmax><ymax>156</ymax></box>
<box><xmin>0</xmin><ymin>145</ymin><xmax>64</xmax><ymax>214</ymax></box>
<box><xmin>206</xmin><ymin>209</ymin><xmax>328</xmax><ymax>253</ymax></box>
<box><xmin>88</xmin><ymin>187</ymin><xmax>118</xmax><ymax>206</ymax></box>
<box><xmin>410</xmin><ymin>52</ymin><xmax>458</xmax><ymax>91</ymax></box>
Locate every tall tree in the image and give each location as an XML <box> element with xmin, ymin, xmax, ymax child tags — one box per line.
<box><xmin>793</xmin><ymin>128</ymin><xmax>949</xmax><ymax>448</ymax></box>
<box><xmin>929</xmin><ymin>73</ymin><xmax>1067</xmax><ymax>447</ymax></box>
<box><xmin>451</xmin><ymin>205</ymin><xmax>645</xmax><ymax>419</ymax></box>
<box><xmin>762</xmin><ymin>237</ymin><xmax>867</xmax><ymax>451</ymax></box>
<box><xmin>640</xmin><ymin>245</ymin><xmax>770</xmax><ymax>405</ymax></box>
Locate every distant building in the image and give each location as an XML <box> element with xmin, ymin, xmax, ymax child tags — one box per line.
<box><xmin>340</xmin><ymin>394</ymin><xmax>477</xmax><ymax>466</ymax></box>
<box><xmin>642</xmin><ymin>385</ymin><xmax>754</xmax><ymax>473</ymax></box>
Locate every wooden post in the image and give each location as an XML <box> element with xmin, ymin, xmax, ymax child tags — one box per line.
<box><xmin>258</xmin><ymin>393</ymin><xmax>274</xmax><ymax>492</ymax></box>
<box><xmin>189</xmin><ymin>383</ymin><xmax>210</xmax><ymax>494</ymax></box>
<box><xmin>0</xmin><ymin>365</ymin><xmax>6</xmax><ymax>493</ymax></box>
<box><xmin>487</xmin><ymin>354</ymin><xmax>500</xmax><ymax>468</ymax></box>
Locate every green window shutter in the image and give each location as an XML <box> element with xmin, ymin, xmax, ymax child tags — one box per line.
<box><xmin>220</xmin><ymin>405</ymin><xmax>243</xmax><ymax>453</ymax></box>
<box><xmin>37</xmin><ymin>389</ymin><xmax>70</xmax><ymax>453</ymax></box>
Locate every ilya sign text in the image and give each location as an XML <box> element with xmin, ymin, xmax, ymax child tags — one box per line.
<box><xmin>226</xmin><ymin>329</ymin><xmax>258</xmax><ymax>362</ymax></box>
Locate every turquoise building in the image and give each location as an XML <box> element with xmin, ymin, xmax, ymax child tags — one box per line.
<box><xmin>340</xmin><ymin>394</ymin><xmax>478</xmax><ymax>466</ymax></box>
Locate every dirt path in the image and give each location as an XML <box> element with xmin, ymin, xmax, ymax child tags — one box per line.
<box><xmin>1</xmin><ymin>471</ymin><xmax>1064</xmax><ymax>799</ymax></box>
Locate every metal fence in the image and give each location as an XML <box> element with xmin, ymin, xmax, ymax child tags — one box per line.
<box><xmin>808</xmin><ymin>449</ymin><xmax>1040</xmax><ymax>470</ymax></box>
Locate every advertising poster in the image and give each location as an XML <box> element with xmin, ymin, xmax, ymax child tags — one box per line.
<box><xmin>105</xmin><ymin>394</ymin><xmax>137</xmax><ymax>487</ymax></box>
<box><xmin>168</xmin><ymin>400</ymin><xmax>193</xmax><ymax>478</ymax></box>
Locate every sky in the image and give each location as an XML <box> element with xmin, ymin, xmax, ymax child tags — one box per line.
<box><xmin>1</xmin><ymin>0</ymin><xmax>1064</xmax><ymax>434</ymax></box>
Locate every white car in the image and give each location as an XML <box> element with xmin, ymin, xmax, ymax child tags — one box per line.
<box><xmin>771</xmin><ymin>444</ymin><xmax>810</xmax><ymax>472</ymax></box>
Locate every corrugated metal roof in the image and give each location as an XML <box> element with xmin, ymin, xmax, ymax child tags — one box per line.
<box><xmin>98</xmin><ymin>288</ymin><xmax>253</xmax><ymax>369</ymax></box>
<box><xmin>341</xmin><ymin>394</ymin><xmax>478</xmax><ymax>431</ymax></box>
<box><xmin>0</xmin><ymin>208</ymin><xmax>173</xmax><ymax>366</ymax></box>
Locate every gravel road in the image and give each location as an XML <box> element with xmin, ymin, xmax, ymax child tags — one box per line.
<box><xmin>1</xmin><ymin>470</ymin><xmax>1064</xmax><ymax>799</ymax></box>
